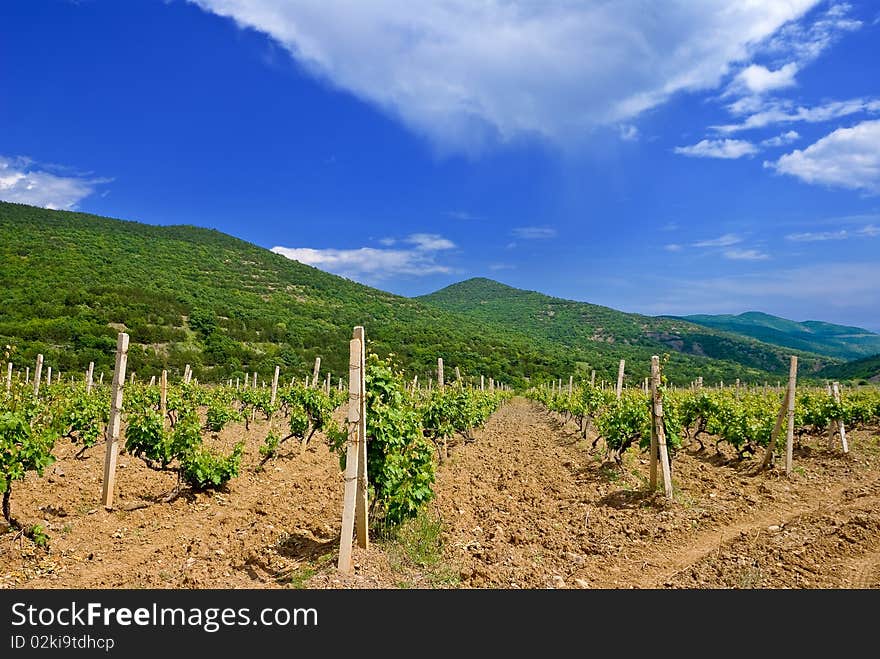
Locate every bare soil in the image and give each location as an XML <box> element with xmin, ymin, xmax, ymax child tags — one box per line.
<box><xmin>3</xmin><ymin>397</ymin><xmax>879</xmax><ymax>589</ymax></box>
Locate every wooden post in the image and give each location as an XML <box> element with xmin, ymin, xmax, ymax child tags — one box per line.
<box><xmin>86</xmin><ymin>361</ymin><xmax>94</xmax><ymax>393</ymax></box>
<box><xmin>615</xmin><ymin>359</ymin><xmax>625</xmax><ymax>399</ymax></box>
<box><xmin>784</xmin><ymin>356</ymin><xmax>797</xmax><ymax>476</ymax></box>
<box><xmin>338</xmin><ymin>333</ymin><xmax>363</xmax><ymax>573</ymax></box>
<box><xmin>832</xmin><ymin>382</ymin><xmax>848</xmax><ymax>454</ymax></box>
<box><xmin>568</xmin><ymin>375</ymin><xmax>573</xmax><ymax>398</ymax></box>
<box><xmin>353</xmin><ymin>326</ymin><xmax>368</xmax><ymax>550</ymax></box>
<box><xmin>325</xmin><ymin>372</ymin><xmax>331</xmax><ymax>395</ymax></box>
<box><xmin>697</xmin><ymin>376</ymin><xmax>703</xmax><ymax>390</ymax></box>
<box><xmin>160</xmin><ymin>369</ymin><xmax>167</xmax><ymax>427</ymax></box>
<box><xmin>253</xmin><ymin>372</ymin><xmax>258</xmax><ymax>389</ymax></box>
<box><xmin>825</xmin><ymin>384</ymin><xmax>835</xmax><ymax>448</ymax></box>
<box><xmin>33</xmin><ymin>354</ymin><xmax>43</xmax><ymax>397</ymax></box>
<box><xmin>244</xmin><ymin>372</ymin><xmax>249</xmax><ymax>389</ymax></box>
<box><xmin>311</xmin><ymin>357</ymin><xmax>321</xmax><ymax>388</ymax></box>
<box><xmin>46</xmin><ymin>366</ymin><xmax>52</xmax><ymax>387</ymax></box>
<box><xmin>649</xmin><ymin>356</ymin><xmax>673</xmax><ymax>499</ymax></box>
<box><xmin>25</xmin><ymin>367</ymin><xmax>29</xmax><ymax>384</ymax></box>
<box><xmin>129</xmin><ymin>372</ymin><xmax>135</xmax><ymax>385</ymax></box>
<box><xmin>149</xmin><ymin>375</ymin><xmax>156</xmax><ymax>386</ymax></box>
<box><xmin>5</xmin><ymin>361</ymin><xmax>11</xmax><ymax>392</ymax></box>
<box><xmin>489</xmin><ymin>377</ymin><xmax>494</xmax><ymax>392</ymax></box>
<box><xmin>99</xmin><ymin>372</ymin><xmax>103</xmax><ymax>385</ymax></box>
<box><xmin>437</xmin><ymin>358</ymin><xmax>444</xmax><ymax>389</ymax></box>
<box><xmin>590</xmin><ymin>370</ymin><xmax>596</xmax><ymax>387</ymax></box>
<box><xmin>480</xmin><ymin>375</ymin><xmax>485</xmax><ymax>391</ymax></box>
<box><xmin>270</xmin><ymin>365</ymin><xmax>280</xmax><ymax>407</ymax></box>
<box><xmin>101</xmin><ymin>333</ymin><xmax>129</xmax><ymax>509</ymax></box>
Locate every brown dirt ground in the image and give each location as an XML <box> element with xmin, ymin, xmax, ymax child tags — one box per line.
<box><xmin>2</xmin><ymin>397</ymin><xmax>879</xmax><ymax>589</ymax></box>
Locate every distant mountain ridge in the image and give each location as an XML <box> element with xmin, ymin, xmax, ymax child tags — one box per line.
<box><xmin>675</xmin><ymin>311</ymin><xmax>880</xmax><ymax>361</ymax></box>
<box><xmin>418</xmin><ymin>278</ymin><xmax>837</xmax><ymax>381</ymax></box>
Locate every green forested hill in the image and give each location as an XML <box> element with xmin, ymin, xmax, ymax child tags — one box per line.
<box><xmin>817</xmin><ymin>354</ymin><xmax>880</xmax><ymax>383</ymax></box>
<box><xmin>0</xmin><ymin>202</ymin><xmax>581</xmax><ymax>386</ymax></box>
<box><xmin>0</xmin><ymin>202</ymin><xmax>836</xmax><ymax>387</ymax></box>
<box><xmin>418</xmin><ymin>278</ymin><xmax>836</xmax><ymax>380</ymax></box>
<box><xmin>676</xmin><ymin>311</ymin><xmax>880</xmax><ymax>360</ymax></box>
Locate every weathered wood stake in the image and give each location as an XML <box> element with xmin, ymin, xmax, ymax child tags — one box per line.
<box><xmin>649</xmin><ymin>356</ymin><xmax>673</xmax><ymax>499</ymax></box>
<box><xmin>832</xmin><ymin>382</ymin><xmax>848</xmax><ymax>454</ymax></box>
<box><xmin>339</xmin><ymin>333</ymin><xmax>363</xmax><ymax>573</ymax></box>
<box><xmin>615</xmin><ymin>359</ymin><xmax>625</xmax><ymax>399</ymax></box>
<box><xmin>101</xmin><ymin>333</ymin><xmax>129</xmax><ymax>509</ymax></box>
<box><xmin>33</xmin><ymin>354</ymin><xmax>43</xmax><ymax>397</ymax></box>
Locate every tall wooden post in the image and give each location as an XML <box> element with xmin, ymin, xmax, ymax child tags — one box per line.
<box><xmin>149</xmin><ymin>375</ymin><xmax>156</xmax><ymax>386</ymax></box>
<box><xmin>101</xmin><ymin>333</ymin><xmax>129</xmax><ymax>509</ymax></box>
<box><xmin>353</xmin><ymin>326</ymin><xmax>368</xmax><ymax>550</ymax></box>
<box><xmin>46</xmin><ymin>366</ymin><xmax>52</xmax><ymax>387</ymax></box>
<box><xmin>339</xmin><ymin>332</ymin><xmax>364</xmax><ymax>573</ymax></box>
<box><xmin>253</xmin><ymin>372</ymin><xmax>258</xmax><ymax>389</ymax></box>
<box><xmin>649</xmin><ymin>356</ymin><xmax>673</xmax><ymax>499</ymax></box>
<box><xmin>270</xmin><ymin>365</ymin><xmax>280</xmax><ymax>408</ymax></box>
<box><xmin>244</xmin><ymin>372</ymin><xmax>249</xmax><ymax>389</ymax></box>
<box><xmin>590</xmin><ymin>370</ymin><xmax>596</xmax><ymax>387</ymax></box>
<box><xmin>784</xmin><ymin>356</ymin><xmax>798</xmax><ymax>476</ymax></box>
<box><xmin>832</xmin><ymin>382</ymin><xmax>848</xmax><ymax>454</ymax></box>
<box><xmin>33</xmin><ymin>354</ymin><xmax>43</xmax><ymax>398</ymax></box>
<box><xmin>5</xmin><ymin>361</ymin><xmax>11</xmax><ymax>392</ymax></box>
<box><xmin>489</xmin><ymin>377</ymin><xmax>494</xmax><ymax>392</ymax></box>
<box><xmin>25</xmin><ymin>367</ymin><xmax>29</xmax><ymax>384</ymax></box>
<box><xmin>437</xmin><ymin>358</ymin><xmax>444</xmax><ymax>389</ymax></box>
<box><xmin>568</xmin><ymin>375</ymin><xmax>573</xmax><ymax>398</ymax></box>
<box><xmin>311</xmin><ymin>357</ymin><xmax>321</xmax><ymax>388</ymax></box>
<box><xmin>615</xmin><ymin>359</ymin><xmax>625</xmax><ymax>399</ymax></box>
<box><xmin>480</xmin><ymin>375</ymin><xmax>485</xmax><ymax>391</ymax></box>
<box><xmin>160</xmin><ymin>369</ymin><xmax>168</xmax><ymax>427</ymax></box>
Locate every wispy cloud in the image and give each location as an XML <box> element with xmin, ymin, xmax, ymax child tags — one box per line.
<box><xmin>618</xmin><ymin>124</ymin><xmax>639</xmax><ymax>142</ymax></box>
<box><xmin>272</xmin><ymin>232</ymin><xmax>456</xmax><ymax>280</ymax></box>
<box><xmin>786</xmin><ymin>224</ymin><xmax>880</xmax><ymax>241</ymax></box>
<box><xmin>446</xmin><ymin>210</ymin><xmax>483</xmax><ymax>221</ymax></box>
<box><xmin>767</xmin><ymin>119</ymin><xmax>880</xmax><ymax>194</ymax></box>
<box><xmin>723</xmin><ymin>248</ymin><xmax>769</xmax><ymax>261</ymax></box>
<box><xmin>674</xmin><ymin>138</ymin><xmax>757</xmax><ymax>159</ymax></box>
<box><xmin>692</xmin><ymin>233</ymin><xmax>743</xmax><ymax>248</ymax></box>
<box><xmin>488</xmin><ymin>263</ymin><xmax>515</xmax><ymax>271</ymax></box>
<box><xmin>728</xmin><ymin>63</ymin><xmax>799</xmax><ymax>96</ymax></box>
<box><xmin>713</xmin><ymin>97</ymin><xmax>880</xmax><ymax>133</ymax></box>
<box><xmin>189</xmin><ymin>0</ymin><xmax>818</xmax><ymax>152</ymax></box>
<box><xmin>0</xmin><ymin>155</ymin><xmax>110</xmax><ymax>210</ymax></box>
<box><xmin>664</xmin><ymin>244</ymin><xmax>682</xmax><ymax>252</ymax></box>
<box><xmin>512</xmin><ymin>226</ymin><xmax>557</xmax><ymax>240</ymax></box>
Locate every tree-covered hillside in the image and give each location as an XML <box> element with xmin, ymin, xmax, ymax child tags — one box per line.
<box><xmin>0</xmin><ymin>203</ymin><xmax>836</xmax><ymax>387</ymax></box>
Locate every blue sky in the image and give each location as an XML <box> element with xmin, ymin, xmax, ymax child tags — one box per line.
<box><xmin>2</xmin><ymin>0</ymin><xmax>879</xmax><ymax>329</ymax></box>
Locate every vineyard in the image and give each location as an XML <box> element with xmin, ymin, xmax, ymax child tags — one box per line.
<box><xmin>2</xmin><ymin>337</ymin><xmax>880</xmax><ymax>589</ymax></box>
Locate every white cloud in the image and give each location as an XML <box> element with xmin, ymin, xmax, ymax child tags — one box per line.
<box><xmin>786</xmin><ymin>224</ymin><xmax>880</xmax><ymax>241</ymax></box>
<box><xmin>760</xmin><ymin>130</ymin><xmax>800</xmax><ymax>147</ymax></box>
<box><xmin>786</xmin><ymin>229</ymin><xmax>849</xmax><ymax>242</ymax></box>
<box><xmin>405</xmin><ymin>233</ymin><xmax>456</xmax><ymax>250</ymax></box>
<box><xmin>768</xmin><ymin>119</ymin><xmax>880</xmax><ymax>194</ymax></box>
<box><xmin>731</xmin><ymin>62</ymin><xmax>799</xmax><ymax>95</ymax></box>
<box><xmin>762</xmin><ymin>1</ymin><xmax>861</xmax><ymax>64</ymax></box>
<box><xmin>272</xmin><ymin>232</ymin><xmax>456</xmax><ymax>280</ymax></box>
<box><xmin>674</xmin><ymin>138</ymin><xmax>757</xmax><ymax>159</ymax></box>
<box><xmin>664</xmin><ymin>244</ymin><xmax>682</xmax><ymax>252</ymax></box>
<box><xmin>618</xmin><ymin>124</ymin><xmax>639</xmax><ymax>142</ymax></box>
<box><xmin>0</xmin><ymin>156</ymin><xmax>108</xmax><ymax>210</ymax></box>
<box><xmin>488</xmin><ymin>263</ymin><xmax>515</xmax><ymax>271</ymax></box>
<box><xmin>188</xmin><ymin>0</ymin><xmax>819</xmax><ymax>152</ymax></box>
<box><xmin>512</xmin><ymin>226</ymin><xmax>556</xmax><ymax>239</ymax></box>
<box><xmin>714</xmin><ymin>97</ymin><xmax>880</xmax><ymax>133</ymax></box>
<box><xmin>377</xmin><ymin>237</ymin><xmax>397</xmax><ymax>246</ymax></box>
<box><xmin>446</xmin><ymin>210</ymin><xmax>482</xmax><ymax>221</ymax></box>
<box><xmin>723</xmin><ymin>248</ymin><xmax>769</xmax><ymax>260</ymax></box>
<box><xmin>693</xmin><ymin>233</ymin><xmax>742</xmax><ymax>248</ymax></box>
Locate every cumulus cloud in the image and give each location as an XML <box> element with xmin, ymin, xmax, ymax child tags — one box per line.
<box><xmin>674</xmin><ymin>138</ymin><xmax>757</xmax><ymax>159</ymax></box>
<box><xmin>693</xmin><ymin>233</ymin><xmax>742</xmax><ymax>248</ymax></box>
<box><xmin>760</xmin><ymin>130</ymin><xmax>800</xmax><ymax>147</ymax></box>
<box><xmin>0</xmin><ymin>156</ymin><xmax>108</xmax><ymax>210</ymax></box>
<box><xmin>188</xmin><ymin>0</ymin><xmax>818</xmax><ymax>152</ymax></box>
<box><xmin>272</xmin><ymin>232</ymin><xmax>456</xmax><ymax>280</ymax></box>
<box><xmin>767</xmin><ymin>119</ymin><xmax>880</xmax><ymax>194</ymax></box>
<box><xmin>511</xmin><ymin>226</ymin><xmax>556</xmax><ymax>239</ymax></box>
<box><xmin>730</xmin><ymin>62</ymin><xmax>799</xmax><ymax>95</ymax></box>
